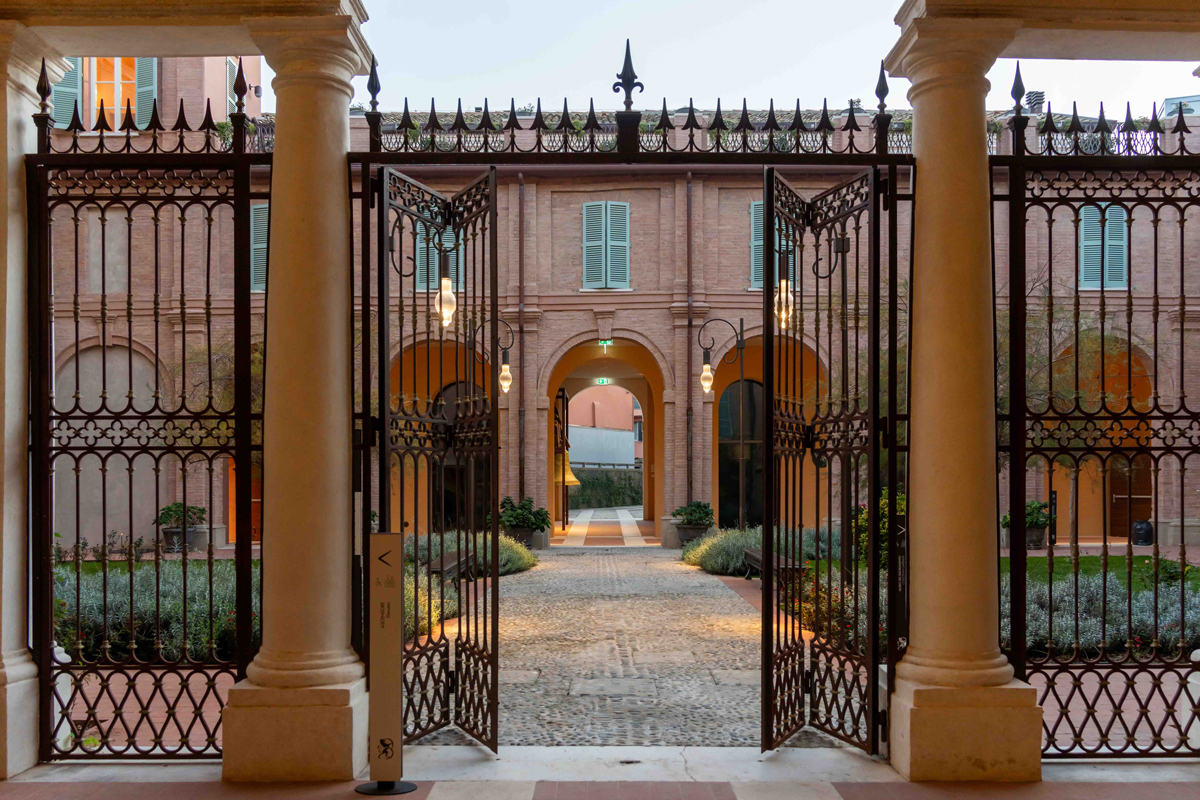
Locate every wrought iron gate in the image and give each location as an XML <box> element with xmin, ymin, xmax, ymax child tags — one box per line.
<box><xmin>361</xmin><ymin>167</ymin><xmax>500</xmax><ymax>750</ymax></box>
<box><xmin>994</xmin><ymin>82</ymin><xmax>1200</xmax><ymax>757</ymax></box>
<box><xmin>27</xmin><ymin>63</ymin><xmax>267</xmax><ymax>759</ymax></box>
<box><xmin>762</xmin><ymin>167</ymin><xmax>910</xmax><ymax>753</ymax></box>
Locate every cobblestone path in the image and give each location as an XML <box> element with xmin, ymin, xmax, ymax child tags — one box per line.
<box><xmin>421</xmin><ymin>547</ymin><xmax>837</xmax><ymax>748</ymax></box>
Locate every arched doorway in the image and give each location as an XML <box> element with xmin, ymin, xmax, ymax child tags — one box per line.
<box><xmin>716</xmin><ymin>379</ymin><xmax>764</xmax><ymax>529</ymax></box>
<box><xmin>543</xmin><ymin>338</ymin><xmax>667</xmax><ymax>539</ymax></box>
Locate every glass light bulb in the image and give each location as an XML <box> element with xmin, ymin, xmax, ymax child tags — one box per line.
<box><xmin>499</xmin><ymin>362</ymin><xmax>513</xmax><ymax>394</ymax></box>
<box><xmin>700</xmin><ymin>363</ymin><xmax>714</xmax><ymax>394</ymax></box>
<box><xmin>436</xmin><ymin>276</ymin><xmax>456</xmax><ymax>327</ymax></box>
<box><xmin>775</xmin><ymin>279</ymin><xmax>794</xmax><ymax>328</ymax></box>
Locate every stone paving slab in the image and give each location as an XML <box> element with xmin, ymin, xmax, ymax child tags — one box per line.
<box><xmin>418</xmin><ymin>548</ymin><xmax>835</xmax><ymax>748</ymax></box>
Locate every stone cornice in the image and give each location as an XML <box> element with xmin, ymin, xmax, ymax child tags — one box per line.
<box><xmin>885</xmin><ymin>17</ymin><xmax>1019</xmax><ymax>81</ymax></box>
<box><xmin>244</xmin><ymin>13</ymin><xmax>371</xmax><ymax>81</ymax></box>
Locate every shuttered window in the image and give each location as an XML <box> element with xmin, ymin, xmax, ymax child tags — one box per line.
<box><xmin>250</xmin><ymin>203</ymin><xmax>269</xmax><ymax>293</ymax></box>
<box><xmin>580</xmin><ymin>201</ymin><xmax>631</xmax><ymax>289</ymax></box>
<box><xmin>749</xmin><ymin>201</ymin><xmax>796</xmax><ymax>289</ymax></box>
<box><xmin>1079</xmin><ymin>204</ymin><xmax>1129</xmax><ymax>290</ymax></box>
<box><xmin>52</xmin><ymin>57</ymin><xmax>82</xmax><ymax>128</ymax></box>
<box><xmin>226</xmin><ymin>57</ymin><xmax>239</xmax><ymax>116</ymax></box>
<box><xmin>415</xmin><ymin>223</ymin><xmax>463</xmax><ymax>292</ymax></box>
<box><xmin>134</xmin><ymin>57</ymin><xmax>157</xmax><ymax>129</ymax></box>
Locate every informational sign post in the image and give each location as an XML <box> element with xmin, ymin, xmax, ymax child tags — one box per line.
<box><xmin>356</xmin><ymin>531</ymin><xmax>417</xmax><ymax>796</ymax></box>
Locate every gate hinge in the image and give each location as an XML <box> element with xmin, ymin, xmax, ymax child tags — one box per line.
<box><xmin>370</xmin><ymin>176</ymin><xmax>380</xmax><ymax>208</ymax></box>
<box><xmin>877</xmin><ymin>708</ymin><xmax>889</xmax><ymax>742</ymax></box>
<box><xmin>877</xmin><ymin>416</ymin><xmax>888</xmax><ymax>441</ymax></box>
<box><xmin>369</xmin><ymin>415</ymin><xmax>384</xmax><ymax>446</ymax></box>
<box><xmin>802</xmin><ymin>424</ymin><xmax>816</xmax><ymax>450</ymax></box>
<box><xmin>803</xmin><ymin>668</ymin><xmax>815</xmax><ymax>695</ymax></box>
<box><xmin>448</xmin><ymin>669</ymin><xmax>458</xmax><ymax>694</ymax></box>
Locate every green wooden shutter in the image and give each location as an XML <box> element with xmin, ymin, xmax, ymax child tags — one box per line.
<box><xmin>226</xmin><ymin>57</ymin><xmax>238</xmax><ymax>116</ymax></box>
<box><xmin>778</xmin><ymin>225</ymin><xmax>797</xmax><ymax>285</ymax></box>
<box><xmin>1079</xmin><ymin>206</ymin><xmax>1104</xmax><ymax>289</ymax></box>
<box><xmin>249</xmin><ymin>203</ymin><xmax>269</xmax><ymax>293</ymax></box>
<box><xmin>606</xmin><ymin>201</ymin><xmax>630</xmax><ymax>288</ymax></box>
<box><xmin>750</xmin><ymin>201</ymin><xmax>764</xmax><ymax>288</ymax></box>
<box><xmin>135</xmin><ymin>57</ymin><xmax>157</xmax><ymax>129</ymax></box>
<box><xmin>582</xmin><ymin>202</ymin><xmax>607</xmax><ymax>288</ymax></box>
<box><xmin>415</xmin><ymin>222</ymin><xmax>432</xmax><ymax>291</ymax></box>
<box><xmin>1103</xmin><ymin>205</ymin><xmax>1129</xmax><ymax>289</ymax></box>
<box><xmin>52</xmin><ymin>57</ymin><xmax>82</xmax><ymax>129</ymax></box>
<box><xmin>442</xmin><ymin>227</ymin><xmax>463</xmax><ymax>291</ymax></box>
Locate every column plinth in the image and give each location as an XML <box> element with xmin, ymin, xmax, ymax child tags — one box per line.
<box><xmin>884</xmin><ymin>18</ymin><xmax>1042</xmax><ymax>782</ymax></box>
<box><xmin>222</xmin><ymin>14</ymin><xmax>371</xmax><ymax>782</ymax></box>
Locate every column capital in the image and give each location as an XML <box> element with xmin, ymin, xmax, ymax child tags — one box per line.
<box><xmin>0</xmin><ymin>20</ymin><xmax>66</xmax><ymax>105</ymax></box>
<box><xmin>244</xmin><ymin>13</ymin><xmax>371</xmax><ymax>96</ymax></box>
<box><xmin>885</xmin><ymin>17</ymin><xmax>1019</xmax><ymax>96</ymax></box>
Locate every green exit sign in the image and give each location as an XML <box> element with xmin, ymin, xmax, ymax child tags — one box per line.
<box><xmin>596</xmin><ymin>378</ymin><xmax>611</xmax><ymax>385</ymax></box>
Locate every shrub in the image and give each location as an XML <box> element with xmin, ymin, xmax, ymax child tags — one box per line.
<box><xmin>402</xmin><ymin>531</ymin><xmax>537</xmax><ymax>576</ymax></box>
<box><xmin>672</xmin><ymin>501</ymin><xmax>714</xmax><ymax>527</ymax></box>
<box><xmin>568</xmin><ymin>468</ymin><xmax>643</xmax><ymax>509</ymax></box>
<box><xmin>402</xmin><ymin>566</ymin><xmax>459</xmax><ymax>640</ymax></box>
<box><xmin>498</xmin><ymin>497</ymin><xmax>552</xmax><ymax>533</ymax></box>
<box><xmin>683</xmin><ymin>525</ymin><xmax>843</xmax><ymax>576</ymax></box>
<box><xmin>853</xmin><ymin>489</ymin><xmax>905</xmax><ymax>567</ymax></box>
<box><xmin>154</xmin><ymin>502</ymin><xmax>207</xmax><ymax>528</ymax></box>
<box><xmin>1001</xmin><ymin>500</ymin><xmax>1055</xmax><ymax>530</ymax></box>
<box><xmin>1000</xmin><ymin>572</ymin><xmax>1200</xmax><ymax>657</ymax></box>
<box><xmin>54</xmin><ymin>560</ymin><xmax>259</xmax><ymax>663</ymax></box>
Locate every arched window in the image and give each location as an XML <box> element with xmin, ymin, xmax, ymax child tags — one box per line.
<box><xmin>717</xmin><ymin>379</ymin><xmax>764</xmax><ymax>529</ymax></box>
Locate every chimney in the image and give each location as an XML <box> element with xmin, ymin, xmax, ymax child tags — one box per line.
<box><xmin>1024</xmin><ymin>91</ymin><xmax>1045</xmax><ymax>115</ymax></box>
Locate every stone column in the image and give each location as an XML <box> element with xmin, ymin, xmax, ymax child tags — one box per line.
<box><xmin>223</xmin><ymin>14</ymin><xmax>371</xmax><ymax>782</ymax></box>
<box><xmin>884</xmin><ymin>18</ymin><xmax>1042</xmax><ymax>781</ymax></box>
<box><xmin>0</xmin><ymin>22</ymin><xmax>61</xmax><ymax>778</ymax></box>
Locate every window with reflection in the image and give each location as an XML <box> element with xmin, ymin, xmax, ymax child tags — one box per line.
<box><xmin>717</xmin><ymin>379</ymin><xmax>764</xmax><ymax>529</ymax></box>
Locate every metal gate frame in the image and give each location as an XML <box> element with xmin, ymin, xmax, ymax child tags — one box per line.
<box><xmin>994</xmin><ymin>82</ymin><xmax>1200</xmax><ymax>758</ymax></box>
<box><xmin>761</xmin><ymin>166</ymin><xmax>910</xmax><ymax>754</ymax></box>
<box><xmin>357</xmin><ymin>166</ymin><xmax>501</xmax><ymax>750</ymax></box>
<box><xmin>27</xmin><ymin>63</ymin><xmax>267</xmax><ymax>760</ymax></box>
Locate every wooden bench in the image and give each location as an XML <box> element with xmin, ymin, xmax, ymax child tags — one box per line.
<box><xmin>427</xmin><ymin>550</ymin><xmax>474</xmax><ymax>583</ymax></box>
<box><xmin>743</xmin><ymin>547</ymin><xmax>805</xmax><ymax>584</ymax></box>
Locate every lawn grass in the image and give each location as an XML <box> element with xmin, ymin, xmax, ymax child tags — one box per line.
<box><xmin>1000</xmin><ymin>555</ymin><xmax>1200</xmax><ymax>593</ymax></box>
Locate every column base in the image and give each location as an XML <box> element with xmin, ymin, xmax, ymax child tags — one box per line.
<box><xmin>660</xmin><ymin>517</ymin><xmax>680</xmax><ymax>548</ymax></box>
<box><xmin>0</xmin><ymin>649</ymin><xmax>38</xmax><ymax>778</ymax></box>
<box><xmin>889</xmin><ymin>676</ymin><xmax>1042</xmax><ymax>781</ymax></box>
<box><xmin>222</xmin><ymin>677</ymin><xmax>367</xmax><ymax>781</ymax></box>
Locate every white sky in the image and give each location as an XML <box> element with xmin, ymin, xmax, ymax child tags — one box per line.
<box><xmin>258</xmin><ymin>0</ymin><xmax>1199</xmax><ymax>118</ymax></box>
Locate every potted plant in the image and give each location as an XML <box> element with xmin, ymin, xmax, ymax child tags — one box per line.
<box><xmin>498</xmin><ymin>496</ymin><xmax>552</xmax><ymax>550</ymax></box>
<box><xmin>1001</xmin><ymin>501</ymin><xmax>1055</xmax><ymax>549</ymax></box>
<box><xmin>671</xmin><ymin>501</ymin><xmax>714</xmax><ymax>546</ymax></box>
<box><xmin>154</xmin><ymin>503</ymin><xmax>208</xmax><ymax>553</ymax></box>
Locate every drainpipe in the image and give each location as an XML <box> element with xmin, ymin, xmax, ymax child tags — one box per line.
<box><xmin>686</xmin><ymin>172</ymin><xmax>694</xmax><ymax>503</ymax></box>
<box><xmin>518</xmin><ymin>173</ymin><xmax>526</xmax><ymax>500</ymax></box>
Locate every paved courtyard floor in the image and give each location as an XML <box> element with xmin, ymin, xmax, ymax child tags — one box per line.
<box><xmin>551</xmin><ymin>506</ymin><xmax>660</xmax><ymax>546</ymax></box>
<box><xmin>422</xmin><ymin>546</ymin><xmax>828</xmax><ymax>748</ymax></box>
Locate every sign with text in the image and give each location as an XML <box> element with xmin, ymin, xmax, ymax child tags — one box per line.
<box><xmin>368</xmin><ymin>531</ymin><xmax>405</xmax><ymax>783</ymax></box>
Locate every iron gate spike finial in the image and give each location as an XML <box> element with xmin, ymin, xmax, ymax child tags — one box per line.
<box><xmin>816</xmin><ymin>99</ymin><xmax>834</xmax><ymax>133</ymax></box>
<box><xmin>426</xmin><ymin>99</ymin><xmax>444</xmax><ymax>132</ymax></box>
<box><xmin>120</xmin><ymin>99</ymin><xmax>136</xmax><ymax>133</ymax></box>
<box><xmin>763</xmin><ymin>100</ymin><xmax>780</xmax><ymax>132</ymax></box>
<box><xmin>1147</xmin><ymin>102</ymin><xmax>1165</xmax><ymax>135</ymax></box>
<box><xmin>1173</xmin><ymin>99</ymin><xmax>1190</xmax><ymax>134</ymax></box>
<box><xmin>734</xmin><ymin>99</ymin><xmax>753</xmax><ymax>133</ymax></box>
<box><xmin>451</xmin><ymin>99</ymin><xmax>469</xmax><ymax>133</ymax></box>
<box><xmin>1066</xmin><ymin>102</ymin><xmax>1085</xmax><ymax>134</ymax></box>
<box><xmin>843</xmin><ymin>99</ymin><xmax>861</xmax><ymax>132</ymax></box>
<box><xmin>1122</xmin><ymin>102</ymin><xmax>1137</xmax><ymax>133</ymax></box>
<box><xmin>234</xmin><ymin>58</ymin><xmax>247</xmax><ymax>114</ymax></box>
<box><xmin>1039</xmin><ymin>101</ymin><xmax>1058</xmax><ymax>134</ymax></box>
<box><xmin>367</xmin><ymin>57</ymin><xmax>381</xmax><ymax>112</ymax></box>
<box><xmin>398</xmin><ymin>98</ymin><xmax>414</xmax><ymax>132</ymax></box>
<box><xmin>1011</xmin><ymin>62</ymin><xmax>1025</xmax><ymax>108</ymax></box>
<box><xmin>584</xmin><ymin>99</ymin><xmax>602</xmax><ymax>132</ymax></box>
<box><xmin>172</xmin><ymin>98</ymin><xmax>191</xmax><ymax>132</ymax></box>
<box><xmin>36</xmin><ymin>58</ymin><xmax>51</xmax><ymax>113</ymax></box>
<box><xmin>503</xmin><ymin>98</ymin><xmax>522</xmax><ymax>131</ymax></box>
<box><xmin>479</xmin><ymin>98</ymin><xmax>496</xmax><ymax>132</ymax></box>
<box><xmin>875</xmin><ymin>61</ymin><xmax>889</xmax><ymax>110</ymax></box>
<box><xmin>789</xmin><ymin>100</ymin><xmax>808</xmax><ymax>132</ymax></box>
<box><xmin>682</xmin><ymin>98</ymin><xmax>702</xmax><ymax>131</ymax></box>
<box><xmin>554</xmin><ymin>98</ymin><xmax>574</xmax><ymax>133</ymax></box>
<box><xmin>145</xmin><ymin>99</ymin><xmax>163</xmax><ymax>132</ymax></box>
<box><xmin>199</xmin><ymin>99</ymin><xmax>217</xmax><ymax>133</ymax></box>
<box><xmin>93</xmin><ymin>99</ymin><xmax>112</xmax><ymax>133</ymax></box>
<box><xmin>654</xmin><ymin>98</ymin><xmax>674</xmax><ymax>131</ymax></box>
<box><xmin>530</xmin><ymin>99</ymin><xmax>549</xmax><ymax>131</ymax></box>
<box><xmin>1094</xmin><ymin>102</ymin><xmax>1112</xmax><ymax>134</ymax></box>
<box><xmin>613</xmin><ymin>39</ymin><xmax>643</xmax><ymax>113</ymax></box>
<box><xmin>709</xmin><ymin>99</ymin><xmax>727</xmax><ymax>132</ymax></box>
